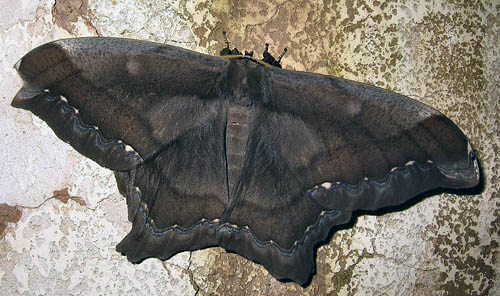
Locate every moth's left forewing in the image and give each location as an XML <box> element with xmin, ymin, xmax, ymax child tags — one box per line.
<box><xmin>12</xmin><ymin>37</ymin><xmax>230</xmax><ymax>170</ymax></box>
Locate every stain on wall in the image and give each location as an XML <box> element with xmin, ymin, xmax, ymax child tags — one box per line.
<box><xmin>52</xmin><ymin>0</ymin><xmax>98</xmax><ymax>35</ymax></box>
<box><xmin>52</xmin><ymin>188</ymin><xmax>86</xmax><ymax>206</ymax></box>
<box><xmin>0</xmin><ymin>204</ymin><xmax>22</xmax><ymax>237</ymax></box>
<box><xmin>1</xmin><ymin>0</ymin><xmax>498</xmax><ymax>295</ymax></box>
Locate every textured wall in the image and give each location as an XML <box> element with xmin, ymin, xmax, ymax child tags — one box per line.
<box><xmin>1</xmin><ymin>0</ymin><xmax>498</xmax><ymax>295</ymax></box>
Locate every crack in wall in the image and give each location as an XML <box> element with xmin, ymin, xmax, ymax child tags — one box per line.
<box><xmin>187</xmin><ymin>252</ymin><xmax>200</xmax><ymax>296</ymax></box>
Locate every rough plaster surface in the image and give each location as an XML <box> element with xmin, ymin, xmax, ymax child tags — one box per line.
<box><xmin>1</xmin><ymin>0</ymin><xmax>498</xmax><ymax>295</ymax></box>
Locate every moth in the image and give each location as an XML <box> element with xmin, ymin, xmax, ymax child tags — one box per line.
<box><xmin>12</xmin><ymin>34</ymin><xmax>480</xmax><ymax>285</ymax></box>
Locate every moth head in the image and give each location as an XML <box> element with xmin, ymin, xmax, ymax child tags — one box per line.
<box><xmin>220</xmin><ymin>31</ymin><xmax>287</xmax><ymax>68</ymax></box>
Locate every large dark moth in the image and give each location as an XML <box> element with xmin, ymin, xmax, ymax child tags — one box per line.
<box><xmin>12</xmin><ymin>35</ymin><xmax>480</xmax><ymax>285</ymax></box>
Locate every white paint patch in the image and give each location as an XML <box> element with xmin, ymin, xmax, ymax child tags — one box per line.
<box><xmin>405</xmin><ymin>160</ymin><xmax>416</xmax><ymax>166</ymax></box>
<box><xmin>13</xmin><ymin>264</ymin><xmax>29</xmax><ymax>293</ymax></box>
<box><xmin>60</xmin><ymin>96</ymin><xmax>68</xmax><ymax>103</ymax></box>
<box><xmin>321</xmin><ymin>182</ymin><xmax>332</xmax><ymax>189</ymax></box>
<box><xmin>124</xmin><ymin>145</ymin><xmax>134</xmax><ymax>152</ymax></box>
<box><xmin>390</xmin><ymin>167</ymin><xmax>398</xmax><ymax>172</ymax></box>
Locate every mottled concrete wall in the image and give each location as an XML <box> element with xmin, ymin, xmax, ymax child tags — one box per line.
<box><xmin>1</xmin><ymin>0</ymin><xmax>498</xmax><ymax>295</ymax></box>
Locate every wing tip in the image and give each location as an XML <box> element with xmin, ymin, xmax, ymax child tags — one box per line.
<box><xmin>12</xmin><ymin>53</ymin><xmax>47</xmax><ymax>109</ymax></box>
<box><xmin>437</xmin><ymin>141</ymin><xmax>481</xmax><ymax>189</ymax></box>
<box><xmin>11</xmin><ymin>87</ymin><xmax>46</xmax><ymax>109</ymax></box>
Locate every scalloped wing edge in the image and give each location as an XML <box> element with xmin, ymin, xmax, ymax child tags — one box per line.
<box><xmin>12</xmin><ymin>89</ymin><xmax>143</xmax><ymax>171</ymax></box>
<box><xmin>113</xmin><ymin>145</ymin><xmax>479</xmax><ymax>285</ymax></box>
<box><xmin>114</xmin><ymin>169</ymin><xmax>352</xmax><ymax>285</ymax></box>
<box><xmin>308</xmin><ymin>151</ymin><xmax>479</xmax><ymax>211</ymax></box>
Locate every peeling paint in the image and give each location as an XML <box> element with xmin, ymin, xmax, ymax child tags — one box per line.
<box><xmin>0</xmin><ymin>204</ymin><xmax>22</xmax><ymax>237</ymax></box>
<box><xmin>52</xmin><ymin>0</ymin><xmax>99</xmax><ymax>35</ymax></box>
<box><xmin>52</xmin><ymin>188</ymin><xmax>86</xmax><ymax>207</ymax></box>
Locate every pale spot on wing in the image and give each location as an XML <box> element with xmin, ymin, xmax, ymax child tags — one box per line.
<box><xmin>467</xmin><ymin>141</ymin><xmax>474</xmax><ymax>155</ymax></box>
<box><xmin>344</xmin><ymin>100</ymin><xmax>362</xmax><ymax>116</ymax></box>
<box><xmin>126</xmin><ymin>58</ymin><xmax>142</xmax><ymax>75</ymax></box>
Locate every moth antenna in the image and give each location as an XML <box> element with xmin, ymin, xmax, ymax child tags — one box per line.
<box><xmin>264</xmin><ymin>43</ymin><xmax>270</xmax><ymax>54</ymax></box>
<box><xmin>278</xmin><ymin>48</ymin><xmax>287</xmax><ymax>62</ymax></box>
<box><xmin>223</xmin><ymin>31</ymin><xmax>230</xmax><ymax>49</ymax></box>
<box><xmin>220</xmin><ymin>31</ymin><xmax>239</xmax><ymax>56</ymax></box>
<box><xmin>261</xmin><ymin>43</ymin><xmax>283</xmax><ymax>68</ymax></box>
